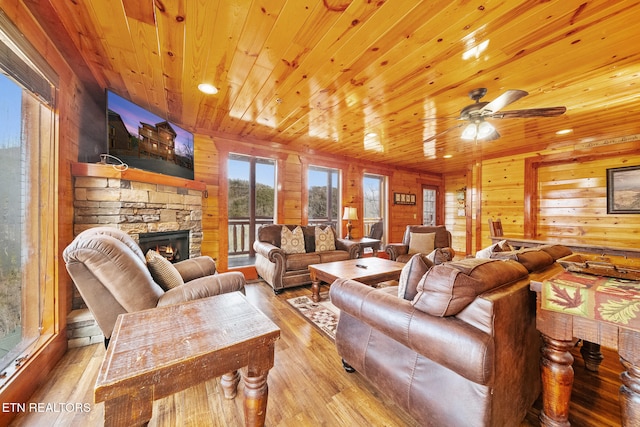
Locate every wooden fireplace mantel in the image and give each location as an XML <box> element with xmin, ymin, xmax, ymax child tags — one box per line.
<box><xmin>71</xmin><ymin>162</ymin><xmax>207</xmax><ymax>191</ymax></box>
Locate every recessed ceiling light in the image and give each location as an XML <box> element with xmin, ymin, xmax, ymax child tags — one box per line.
<box><xmin>198</xmin><ymin>83</ymin><xmax>218</xmax><ymax>94</ymax></box>
<box><xmin>443</xmin><ymin>154</ymin><xmax>453</xmax><ymax>159</ymax></box>
<box><xmin>556</xmin><ymin>129</ymin><xmax>573</xmax><ymax>135</ymax></box>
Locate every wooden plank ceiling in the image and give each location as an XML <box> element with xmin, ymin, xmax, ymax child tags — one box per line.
<box><xmin>25</xmin><ymin>0</ymin><xmax>640</xmax><ymax>173</ymax></box>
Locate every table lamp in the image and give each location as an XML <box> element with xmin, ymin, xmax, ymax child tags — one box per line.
<box><xmin>342</xmin><ymin>207</ymin><xmax>358</xmax><ymax>239</ymax></box>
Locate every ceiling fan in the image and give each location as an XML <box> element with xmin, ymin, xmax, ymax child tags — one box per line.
<box><xmin>424</xmin><ymin>88</ymin><xmax>566</xmax><ymax>143</ymax></box>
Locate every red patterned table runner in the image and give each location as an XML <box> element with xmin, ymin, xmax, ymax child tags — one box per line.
<box><xmin>542</xmin><ymin>270</ymin><xmax>640</xmax><ymax>332</ymax></box>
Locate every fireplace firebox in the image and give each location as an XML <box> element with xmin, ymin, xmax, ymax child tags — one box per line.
<box><xmin>139</xmin><ymin>230</ymin><xmax>189</xmax><ymax>263</ymax></box>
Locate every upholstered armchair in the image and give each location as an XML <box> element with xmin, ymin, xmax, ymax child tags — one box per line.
<box><xmin>63</xmin><ymin>227</ymin><xmax>246</xmax><ymax>346</ymax></box>
<box><xmin>385</xmin><ymin>225</ymin><xmax>453</xmax><ymax>263</ymax></box>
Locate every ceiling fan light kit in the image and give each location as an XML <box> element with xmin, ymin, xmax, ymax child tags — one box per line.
<box><xmin>461</xmin><ymin>120</ymin><xmax>498</xmax><ymax>141</ymax></box>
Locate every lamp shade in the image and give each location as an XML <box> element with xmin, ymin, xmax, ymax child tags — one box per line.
<box><xmin>461</xmin><ymin>120</ymin><xmax>498</xmax><ymax>141</ymax></box>
<box><xmin>461</xmin><ymin>123</ymin><xmax>477</xmax><ymax>140</ymax></box>
<box><xmin>342</xmin><ymin>207</ymin><xmax>358</xmax><ymax>220</ymax></box>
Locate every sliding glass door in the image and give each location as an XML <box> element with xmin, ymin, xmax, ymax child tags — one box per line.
<box><xmin>227</xmin><ymin>154</ymin><xmax>276</xmax><ymax>267</ymax></box>
<box><xmin>308</xmin><ymin>166</ymin><xmax>339</xmax><ymax>227</ymax></box>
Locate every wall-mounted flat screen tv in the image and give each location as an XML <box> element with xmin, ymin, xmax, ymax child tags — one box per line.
<box><xmin>107</xmin><ymin>90</ymin><xmax>194</xmax><ymax>179</ymax></box>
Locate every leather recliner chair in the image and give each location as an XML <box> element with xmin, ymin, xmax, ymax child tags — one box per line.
<box><xmin>63</xmin><ymin>227</ymin><xmax>246</xmax><ymax>346</ymax></box>
<box><xmin>385</xmin><ymin>225</ymin><xmax>453</xmax><ymax>262</ymax></box>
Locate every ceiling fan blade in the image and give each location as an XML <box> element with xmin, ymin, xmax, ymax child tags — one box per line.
<box><xmin>480</xmin><ymin>89</ymin><xmax>528</xmax><ymax>115</ymax></box>
<box><xmin>490</xmin><ymin>106</ymin><xmax>567</xmax><ymax>119</ymax></box>
<box><xmin>423</xmin><ymin>123</ymin><xmax>463</xmax><ymax>143</ymax></box>
<box><xmin>420</xmin><ymin>115</ymin><xmax>459</xmax><ymax>121</ymax></box>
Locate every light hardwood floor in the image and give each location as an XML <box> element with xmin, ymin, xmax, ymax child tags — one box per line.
<box><xmin>9</xmin><ymin>280</ymin><xmax>623</xmax><ymax>426</ymax></box>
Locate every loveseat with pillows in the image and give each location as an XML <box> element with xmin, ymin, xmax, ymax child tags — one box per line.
<box><xmin>330</xmin><ymin>255</ymin><xmax>552</xmax><ymax>427</ymax></box>
<box><xmin>253</xmin><ymin>224</ymin><xmax>360</xmax><ymax>293</ymax></box>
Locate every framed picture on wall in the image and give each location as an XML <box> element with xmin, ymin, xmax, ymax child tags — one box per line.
<box><xmin>607</xmin><ymin>165</ymin><xmax>640</xmax><ymax>213</ymax></box>
<box><xmin>393</xmin><ymin>192</ymin><xmax>416</xmax><ymax>205</ymax></box>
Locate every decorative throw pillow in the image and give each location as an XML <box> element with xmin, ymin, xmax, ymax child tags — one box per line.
<box><xmin>315</xmin><ymin>226</ymin><xmax>336</xmax><ymax>252</ymax></box>
<box><xmin>408</xmin><ymin>232</ymin><xmax>436</xmax><ymax>254</ymax></box>
<box><xmin>426</xmin><ymin>247</ymin><xmax>455</xmax><ymax>265</ymax></box>
<box><xmin>281</xmin><ymin>226</ymin><xmax>306</xmax><ymax>254</ymax></box>
<box><xmin>475</xmin><ymin>243</ymin><xmax>500</xmax><ymax>259</ymax></box>
<box><xmin>411</xmin><ymin>264</ymin><xmax>482</xmax><ymax>317</ymax></box>
<box><xmin>146</xmin><ymin>249</ymin><xmax>184</xmax><ymax>291</ymax></box>
<box><xmin>497</xmin><ymin>239</ymin><xmax>513</xmax><ymax>251</ymax></box>
<box><xmin>398</xmin><ymin>253</ymin><xmax>434</xmax><ymax>300</ymax></box>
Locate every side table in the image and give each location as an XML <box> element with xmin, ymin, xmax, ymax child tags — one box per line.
<box><xmin>348</xmin><ymin>237</ymin><xmax>382</xmax><ymax>257</ymax></box>
<box><xmin>94</xmin><ymin>292</ymin><xmax>280</xmax><ymax>427</ymax></box>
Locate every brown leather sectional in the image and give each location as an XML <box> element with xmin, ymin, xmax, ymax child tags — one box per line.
<box><xmin>330</xmin><ymin>246</ymin><xmax>570</xmax><ymax>426</ymax></box>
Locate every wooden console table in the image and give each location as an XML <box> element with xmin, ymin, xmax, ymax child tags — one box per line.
<box><xmin>530</xmin><ymin>264</ymin><xmax>640</xmax><ymax>426</ymax></box>
<box><xmin>95</xmin><ymin>292</ymin><xmax>280</xmax><ymax>427</ymax></box>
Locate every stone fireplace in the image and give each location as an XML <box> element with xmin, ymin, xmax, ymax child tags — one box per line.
<box><xmin>67</xmin><ymin>163</ymin><xmax>206</xmax><ymax>346</ymax></box>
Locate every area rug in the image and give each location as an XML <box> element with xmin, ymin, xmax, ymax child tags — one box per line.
<box><xmin>286</xmin><ymin>293</ymin><xmax>340</xmax><ymax>341</ymax></box>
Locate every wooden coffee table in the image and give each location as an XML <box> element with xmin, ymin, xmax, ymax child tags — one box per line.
<box><xmin>94</xmin><ymin>292</ymin><xmax>280</xmax><ymax>427</ymax></box>
<box><xmin>308</xmin><ymin>257</ymin><xmax>405</xmax><ymax>302</ymax></box>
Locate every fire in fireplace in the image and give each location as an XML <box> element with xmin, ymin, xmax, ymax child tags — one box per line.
<box><xmin>139</xmin><ymin>230</ymin><xmax>189</xmax><ymax>263</ymax></box>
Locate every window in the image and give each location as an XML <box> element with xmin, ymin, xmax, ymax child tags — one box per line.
<box><xmin>227</xmin><ymin>154</ymin><xmax>276</xmax><ymax>266</ymax></box>
<box><xmin>363</xmin><ymin>174</ymin><xmax>386</xmax><ymax>239</ymax></box>
<box><xmin>423</xmin><ymin>187</ymin><xmax>437</xmax><ymax>226</ymax></box>
<box><xmin>0</xmin><ymin>17</ymin><xmax>57</xmax><ymax>387</ymax></box>
<box><xmin>308</xmin><ymin>166</ymin><xmax>339</xmax><ymax>227</ymax></box>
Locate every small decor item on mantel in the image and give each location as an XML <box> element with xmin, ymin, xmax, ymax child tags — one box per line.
<box><xmin>557</xmin><ymin>253</ymin><xmax>640</xmax><ymax>281</ymax></box>
<box><xmin>394</xmin><ymin>192</ymin><xmax>416</xmax><ymax>205</ymax></box>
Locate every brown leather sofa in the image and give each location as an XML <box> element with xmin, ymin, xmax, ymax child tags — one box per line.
<box><xmin>385</xmin><ymin>225</ymin><xmax>453</xmax><ymax>262</ymax></box>
<box><xmin>63</xmin><ymin>227</ymin><xmax>246</xmax><ymax>346</ymax></box>
<box><xmin>253</xmin><ymin>224</ymin><xmax>360</xmax><ymax>293</ymax></box>
<box><xmin>330</xmin><ymin>257</ymin><xmax>548</xmax><ymax>427</ymax></box>
<box><xmin>477</xmin><ymin>241</ymin><xmax>573</xmax><ymax>272</ymax></box>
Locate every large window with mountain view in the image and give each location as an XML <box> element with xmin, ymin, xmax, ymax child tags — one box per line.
<box><xmin>227</xmin><ymin>154</ymin><xmax>276</xmax><ymax>266</ymax></box>
<box><xmin>308</xmin><ymin>166</ymin><xmax>339</xmax><ymax>227</ymax></box>
<box><xmin>0</xmin><ymin>17</ymin><xmax>57</xmax><ymax>387</ymax></box>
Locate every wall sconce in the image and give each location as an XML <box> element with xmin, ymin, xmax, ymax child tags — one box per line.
<box><xmin>342</xmin><ymin>207</ymin><xmax>358</xmax><ymax>239</ymax></box>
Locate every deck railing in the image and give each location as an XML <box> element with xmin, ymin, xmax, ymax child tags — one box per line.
<box><xmin>228</xmin><ymin>217</ymin><xmax>274</xmax><ymax>256</ymax></box>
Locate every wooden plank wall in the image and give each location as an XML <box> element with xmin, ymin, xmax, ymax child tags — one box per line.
<box><xmin>194</xmin><ymin>134</ymin><xmax>221</xmax><ymax>262</ymax></box>
<box><xmin>537</xmin><ymin>154</ymin><xmax>640</xmax><ymax>248</ymax></box>
<box><xmin>475</xmin><ymin>140</ymin><xmax>640</xmax><ymax>252</ymax></box>
<box><xmin>444</xmin><ymin>172</ymin><xmax>468</xmax><ymax>255</ymax></box>
<box><xmin>481</xmin><ymin>156</ymin><xmax>527</xmax><ymax>244</ymax></box>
